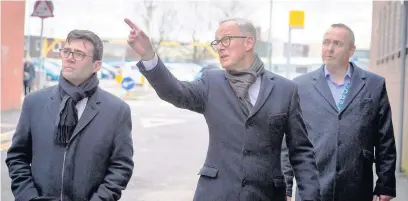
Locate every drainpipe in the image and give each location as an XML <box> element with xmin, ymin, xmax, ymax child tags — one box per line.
<box><xmin>397</xmin><ymin>0</ymin><xmax>407</xmax><ymax>173</ymax></box>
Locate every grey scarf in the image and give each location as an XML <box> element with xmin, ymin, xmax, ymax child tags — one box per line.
<box><xmin>225</xmin><ymin>55</ymin><xmax>265</xmax><ymax>115</ymax></box>
<box><xmin>55</xmin><ymin>73</ymin><xmax>99</xmax><ymax>146</ymax></box>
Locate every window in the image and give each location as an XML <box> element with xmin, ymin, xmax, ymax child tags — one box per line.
<box><xmin>406</xmin><ymin>10</ymin><xmax>408</xmax><ymax>47</ymax></box>
<box><xmin>386</xmin><ymin>5</ymin><xmax>391</xmax><ymax>55</ymax></box>
<box><xmin>380</xmin><ymin>8</ymin><xmax>386</xmax><ymax>58</ymax></box>
<box><xmin>35</xmin><ymin>40</ymin><xmax>41</xmax><ymax>51</ymax></box>
<box><xmin>390</xmin><ymin>3</ymin><xmax>396</xmax><ymax>52</ymax></box>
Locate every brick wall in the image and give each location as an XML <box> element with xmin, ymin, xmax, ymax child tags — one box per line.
<box><xmin>1</xmin><ymin>1</ymin><xmax>26</xmax><ymax>111</ymax></box>
<box><xmin>369</xmin><ymin>1</ymin><xmax>408</xmax><ymax>171</ymax></box>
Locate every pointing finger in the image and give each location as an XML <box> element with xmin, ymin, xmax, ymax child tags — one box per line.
<box><xmin>124</xmin><ymin>18</ymin><xmax>138</xmax><ymax>30</ymax></box>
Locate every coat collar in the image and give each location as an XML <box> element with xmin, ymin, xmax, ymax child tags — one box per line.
<box><xmin>47</xmin><ymin>85</ymin><xmax>101</xmax><ymax>143</ymax></box>
<box><xmin>312</xmin><ymin>62</ymin><xmax>367</xmax><ymax>114</ymax></box>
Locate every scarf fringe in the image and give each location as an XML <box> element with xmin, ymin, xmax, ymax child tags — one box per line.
<box><xmin>54</xmin><ymin>74</ymin><xmax>98</xmax><ymax>146</ymax></box>
<box><xmin>54</xmin><ymin>125</ymin><xmax>76</xmax><ymax>146</ymax></box>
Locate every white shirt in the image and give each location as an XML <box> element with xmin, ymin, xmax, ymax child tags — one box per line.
<box><xmin>142</xmin><ymin>54</ymin><xmax>261</xmax><ymax>105</ymax></box>
<box><xmin>76</xmin><ymin>97</ymin><xmax>88</xmax><ymax>120</ymax></box>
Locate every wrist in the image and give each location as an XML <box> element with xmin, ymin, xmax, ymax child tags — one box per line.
<box><xmin>141</xmin><ymin>52</ymin><xmax>155</xmax><ymax>61</ymax></box>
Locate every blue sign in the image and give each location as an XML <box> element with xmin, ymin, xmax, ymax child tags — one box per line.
<box><xmin>121</xmin><ymin>77</ymin><xmax>136</xmax><ymax>91</ymax></box>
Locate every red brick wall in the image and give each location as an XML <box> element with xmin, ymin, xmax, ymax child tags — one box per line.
<box><xmin>1</xmin><ymin>1</ymin><xmax>26</xmax><ymax>111</ymax></box>
<box><xmin>369</xmin><ymin>1</ymin><xmax>408</xmax><ymax>171</ymax></box>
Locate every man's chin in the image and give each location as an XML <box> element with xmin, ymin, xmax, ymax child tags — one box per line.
<box><xmin>220</xmin><ymin>62</ymin><xmax>233</xmax><ymax>71</ymax></box>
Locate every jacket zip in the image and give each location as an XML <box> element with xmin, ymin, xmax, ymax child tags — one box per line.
<box><xmin>60</xmin><ymin>148</ymin><xmax>68</xmax><ymax>201</ymax></box>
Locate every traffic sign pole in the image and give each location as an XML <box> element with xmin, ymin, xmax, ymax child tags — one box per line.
<box><xmin>31</xmin><ymin>0</ymin><xmax>54</xmax><ymax>90</ymax></box>
<box><xmin>286</xmin><ymin>26</ymin><xmax>292</xmax><ymax>79</ymax></box>
<box><xmin>287</xmin><ymin>10</ymin><xmax>305</xmax><ymax>79</ymax></box>
<box><xmin>39</xmin><ymin>18</ymin><xmax>45</xmax><ymax>89</ymax></box>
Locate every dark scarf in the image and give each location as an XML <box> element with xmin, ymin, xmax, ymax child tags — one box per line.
<box><xmin>55</xmin><ymin>73</ymin><xmax>99</xmax><ymax>146</ymax></box>
<box><xmin>225</xmin><ymin>54</ymin><xmax>265</xmax><ymax>115</ymax></box>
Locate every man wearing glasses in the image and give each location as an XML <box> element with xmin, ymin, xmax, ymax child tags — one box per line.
<box><xmin>6</xmin><ymin>29</ymin><xmax>134</xmax><ymax>201</ymax></box>
<box><xmin>124</xmin><ymin>17</ymin><xmax>320</xmax><ymax>201</ymax></box>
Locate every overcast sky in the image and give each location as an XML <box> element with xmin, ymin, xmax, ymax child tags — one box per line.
<box><xmin>24</xmin><ymin>0</ymin><xmax>373</xmax><ymax>49</ymax></box>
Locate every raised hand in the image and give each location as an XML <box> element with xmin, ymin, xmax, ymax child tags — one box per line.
<box><xmin>124</xmin><ymin>18</ymin><xmax>155</xmax><ymax>61</ymax></box>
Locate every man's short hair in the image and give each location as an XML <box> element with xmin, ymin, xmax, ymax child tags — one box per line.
<box><xmin>330</xmin><ymin>23</ymin><xmax>355</xmax><ymax>46</ymax></box>
<box><xmin>66</xmin><ymin>30</ymin><xmax>104</xmax><ymax>61</ymax></box>
<box><xmin>220</xmin><ymin>18</ymin><xmax>258</xmax><ymax>41</ymax></box>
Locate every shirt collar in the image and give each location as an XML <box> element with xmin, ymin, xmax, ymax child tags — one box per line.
<box><xmin>324</xmin><ymin>63</ymin><xmax>352</xmax><ymax>79</ymax></box>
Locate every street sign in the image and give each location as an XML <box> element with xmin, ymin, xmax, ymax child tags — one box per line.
<box><xmin>289</xmin><ymin>10</ymin><xmax>305</xmax><ymax>28</ymax></box>
<box><xmin>31</xmin><ymin>0</ymin><xmax>54</xmax><ymax>19</ymax></box>
<box><xmin>121</xmin><ymin>77</ymin><xmax>136</xmax><ymax>91</ymax></box>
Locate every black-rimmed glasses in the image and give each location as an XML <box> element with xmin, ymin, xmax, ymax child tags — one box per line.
<box><xmin>59</xmin><ymin>49</ymin><xmax>93</xmax><ymax>61</ymax></box>
<box><xmin>210</xmin><ymin>36</ymin><xmax>248</xmax><ymax>50</ymax></box>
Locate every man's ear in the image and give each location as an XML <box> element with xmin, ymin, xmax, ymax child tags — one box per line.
<box><xmin>245</xmin><ymin>37</ymin><xmax>256</xmax><ymax>51</ymax></box>
<box><xmin>92</xmin><ymin>60</ymin><xmax>102</xmax><ymax>73</ymax></box>
<box><xmin>349</xmin><ymin>44</ymin><xmax>356</xmax><ymax>58</ymax></box>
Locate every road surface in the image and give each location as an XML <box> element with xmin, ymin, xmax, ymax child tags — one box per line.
<box><xmin>1</xmin><ymin>83</ymin><xmax>407</xmax><ymax>201</ymax></box>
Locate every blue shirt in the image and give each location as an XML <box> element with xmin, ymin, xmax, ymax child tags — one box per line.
<box><xmin>324</xmin><ymin>65</ymin><xmax>353</xmax><ymax>110</ymax></box>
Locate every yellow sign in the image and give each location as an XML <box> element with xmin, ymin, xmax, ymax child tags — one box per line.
<box><xmin>289</xmin><ymin>10</ymin><xmax>305</xmax><ymax>28</ymax></box>
<box><xmin>115</xmin><ymin>74</ymin><xmax>123</xmax><ymax>83</ymax></box>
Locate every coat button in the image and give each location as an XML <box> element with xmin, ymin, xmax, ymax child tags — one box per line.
<box><xmin>245</xmin><ymin>122</ymin><xmax>252</xmax><ymax>129</ymax></box>
<box><xmin>242</xmin><ymin>180</ymin><xmax>248</xmax><ymax>187</ymax></box>
<box><xmin>336</xmin><ymin>164</ymin><xmax>341</xmax><ymax>172</ymax></box>
<box><xmin>243</xmin><ymin>149</ymin><xmax>251</xmax><ymax>156</ymax></box>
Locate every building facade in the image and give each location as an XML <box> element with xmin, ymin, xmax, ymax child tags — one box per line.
<box><xmin>1</xmin><ymin>1</ymin><xmax>26</xmax><ymax>111</ymax></box>
<box><xmin>369</xmin><ymin>1</ymin><xmax>408</xmax><ymax>172</ymax></box>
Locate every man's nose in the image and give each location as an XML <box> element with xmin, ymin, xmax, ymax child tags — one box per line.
<box><xmin>66</xmin><ymin>53</ymin><xmax>75</xmax><ymax>62</ymax></box>
<box><xmin>216</xmin><ymin>43</ymin><xmax>225</xmax><ymax>51</ymax></box>
<box><xmin>328</xmin><ymin>44</ymin><xmax>335</xmax><ymax>52</ymax></box>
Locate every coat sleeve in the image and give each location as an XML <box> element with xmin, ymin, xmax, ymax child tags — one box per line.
<box><xmin>136</xmin><ymin>56</ymin><xmax>210</xmax><ymax>114</ymax></box>
<box><xmin>5</xmin><ymin>95</ymin><xmax>40</xmax><ymax>201</ymax></box>
<box><xmin>281</xmin><ymin>136</ymin><xmax>294</xmax><ymax>197</ymax></box>
<box><xmin>373</xmin><ymin>80</ymin><xmax>397</xmax><ymax>197</ymax></box>
<box><xmin>284</xmin><ymin>84</ymin><xmax>320</xmax><ymax>201</ymax></box>
<box><xmin>89</xmin><ymin>103</ymin><xmax>134</xmax><ymax>201</ymax></box>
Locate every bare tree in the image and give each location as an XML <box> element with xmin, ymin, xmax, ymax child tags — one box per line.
<box><xmin>176</xmin><ymin>2</ymin><xmax>217</xmax><ymax>63</ymax></box>
<box><xmin>131</xmin><ymin>0</ymin><xmax>179</xmax><ymax>53</ymax></box>
<box><xmin>211</xmin><ymin>1</ymin><xmax>250</xmax><ymax>20</ymax></box>
<box><xmin>176</xmin><ymin>1</ymin><xmax>259</xmax><ymax>63</ymax></box>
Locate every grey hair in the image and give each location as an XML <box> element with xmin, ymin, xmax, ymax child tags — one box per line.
<box><xmin>330</xmin><ymin>23</ymin><xmax>355</xmax><ymax>46</ymax></box>
<box><xmin>220</xmin><ymin>18</ymin><xmax>258</xmax><ymax>41</ymax></box>
<box><xmin>66</xmin><ymin>29</ymin><xmax>104</xmax><ymax>61</ymax></box>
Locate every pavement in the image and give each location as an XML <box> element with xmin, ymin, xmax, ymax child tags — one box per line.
<box><xmin>1</xmin><ymin>80</ymin><xmax>408</xmax><ymax>201</ymax></box>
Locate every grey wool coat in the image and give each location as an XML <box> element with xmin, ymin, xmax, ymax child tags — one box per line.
<box><xmin>137</xmin><ymin>57</ymin><xmax>321</xmax><ymax>201</ymax></box>
<box><xmin>282</xmin><ymin>63</ymin><xmax>397</xmax><ymax>201</ymax></box>
<box><xmin>6</xmin><ymin>85</ymin><xmax>134</xmax><ymax>201</ymax></box>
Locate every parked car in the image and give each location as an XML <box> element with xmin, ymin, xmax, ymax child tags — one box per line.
<box><xmin>99</xmin><ymin>62</ymin><xmax>117</xmax><ymax>79</ymax></box>
<box><xmin>164</xmin><ymin>62</ymin><xmax>202</xmax><ymax>82</ymax></box>
<box><xmin>30</xmin><ymin>58</ymin><xmax>61</xmax><ymax>81</ymax></box>
<box><xmin>194</xmin><ymin>63</ymin><xmax>221</xmax><ymax>80</ymax></box>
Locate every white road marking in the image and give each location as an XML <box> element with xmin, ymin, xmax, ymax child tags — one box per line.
<box><xmin>140</xmin><ymin>118</ymin><xmax>186</xmax><ymax>128</ymax></box>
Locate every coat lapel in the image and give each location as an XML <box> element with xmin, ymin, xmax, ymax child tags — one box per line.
<box><xmin>248</xmin><ymin>72</ymin><xmax>275</xmax><ymax>119</ymax></box>
<box><xmin>47</xmin><ymin>87</ymin><xmax>61</xmax><ymax>125</ymax></box>
<box><xmin>339</xmin><ymin>64</ymin><xmax>367</xmax><ymax>114</ymax></box>
<box><xmin>312</xmin><ymin>66</ymin><xmax>338</xmax><ymax>112</ymax></box>
<box><xmin>71</xmin><ymin>88</ymin><xmax>101</xmax><ymax>141</ymax></box>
